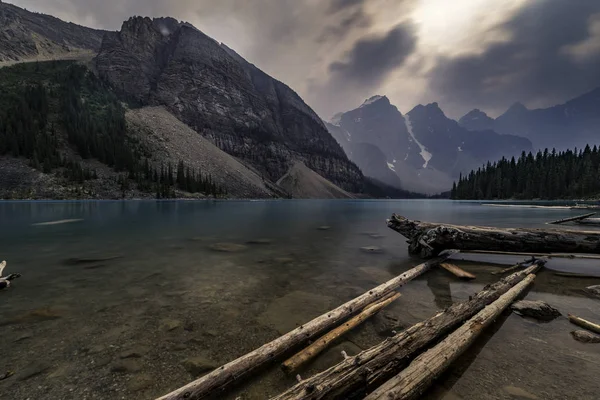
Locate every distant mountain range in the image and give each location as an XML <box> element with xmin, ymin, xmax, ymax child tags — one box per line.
<box><xmin>459</xmin><ymin>88</ymin><xmax>600</xmax><ymax>153</ymax></box>
<box><xmin>326</xmin><ymin>96</ymin><xmax>531</xmax><ymax>194</ymax></box>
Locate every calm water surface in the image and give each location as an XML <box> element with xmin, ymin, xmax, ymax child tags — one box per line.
<box><xmin>1</xmin><ymin>200</ymin><xmax>599</xmax><ymax>400</ymax></box>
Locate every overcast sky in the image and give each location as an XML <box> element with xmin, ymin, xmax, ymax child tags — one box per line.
<box><xmin>11</xmin><ymin>0</ymin><xmax>600</xmax><ymax>119</ymax></box>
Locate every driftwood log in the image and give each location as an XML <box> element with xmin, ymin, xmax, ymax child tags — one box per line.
<box><xmin>548</xmin><ymin>213</ymin><xmax>595</xmax><ymax>225</ymax></box>
<box><xmin>282</xmin><ymin>292</ymin><xmax>401</xmax><ymax>373</ymax></box>
<box><xmin>491</xmin><ymin>257</ymin><xmax>536</xmax><ymax>275</ymax></box>
<box><xmin>568</xmin><ymin>314</ymin><xmax>600</xmax><ymax>334</ymax></box>
<box><xmin>461</xmin><ymin>249</ymin><xmax>600</xmax><ymax>260</ymax></box>
<box><xmin>156</xmin><ymin>251</ymin><xmax>457</xmax><ymax>400</ymax></box>
<box><xmin>387</xmin><ymin>214</ymin><xmax>600</xmax><ymax>258</ymax></box>
<box><xmin>269</xmin><ymin>261</ymin><xmax>544</xmax><ymax>400</ymax></box>
<box><xmin>439</xmin><ymin>263</ymin><xmax>475</xmax><ymax>280</ymax></box>
<box><xmin>365</xmin><ymin>273</ymin><xmax>536</xmax><ymax>400</ymax></box>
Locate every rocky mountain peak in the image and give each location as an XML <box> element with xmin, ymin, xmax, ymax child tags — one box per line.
<box><xmin>504</xmin><ymin>101</ymin><xmax>528</xmax><ymax>115</ymax></box>
<box><xmin>0</xmin><ymin>1</ymin><xmax>107</xmax><ymax>62</ymax></box>
<box><xmin>408</xmin><ymin>102</ymin><xmax>446</xmax><ymax>120</ymax></box>
<box><xmin>360</xmin><ymin>95</ymin><xmax>389</xmax><ymax>108</ymax></box>
<box><xmin>96</xmin><ymin>17</ymin><xmax>363</xmax><ymax>192</ymax></box>
<box><xmin>459</xmin><ymin>108</ymin><xmax>495</xmax><ymax>131</ymax></box>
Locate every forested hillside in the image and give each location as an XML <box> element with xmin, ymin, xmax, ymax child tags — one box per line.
<box><xmin>0</xmin><ymin>61</ymin><xmax>224</xmax><ymax>198</ymax></box>
<box><xmin>452</xmin><ymin>145</ymin><xmax>600</xmax><ymax>200</ymax></box>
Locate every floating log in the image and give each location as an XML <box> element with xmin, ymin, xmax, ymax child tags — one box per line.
<box><xmin>269</xmin><ymin>261</ymin><xmax>544</xmax><ymax>400</ymax></box>
<box><xmin>387</xmin><ymin>214</ymin><xmax>600</xmax><ymax>258</ymax></box>
<box><xmin>553</xmin><ymin>272</ymin><xmax>600</xmax><ymax>279</ymax></box>
<box><xmin>461</xmin><ymin>249</ymin><xmax>600</xmax><ymax>260</ymax></box>
<box><xmin>365</xmin><ymin>273</ymin><xmax>536</xmax><ymax>400</ymax></box>
<box><xmin>156</xmin><ymin>251</ymin><xmax>458</xmax><ymax>400</ymax></box>
<box><xmin>491</xmin><ymin>257</ymin><xmax>535</xmax><ymax>275</ymax></box>
<box><xmin>568</xmin><ymin>314</ymin><xmax>600</xmax><ymax>334</ymax></box>
<box><xmin>282</xmin><ymin>292</ymin><xmax>402</xmax><ymax>373</ymax></box>
<box><xmin>576</xmin><ymin>218</ymin><xmax>600</xmax><ymax>225</ymax></box>
<box><xmin>439</xmin><ymin>263</ymin><xmax>475</xmax><ymax>280</ymax></box>
<box><xmin>547</xmin><ymin>213</ymin><xmax>595</xmax><ymax>225</ymax></box>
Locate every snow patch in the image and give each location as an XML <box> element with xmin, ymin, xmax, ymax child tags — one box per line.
<box><xmin>387</xmin><ymin>162</ymin><xmax>396</xmax><ymax>172</ymax></box>
<box><xmin>360</xmin><ymin>95</ymin><xmax>383</xmax><ymax>107</ymax></box>
<box><xmin>404</xmin><ymin>115</ymin><xmax>432</xmax><ymax>169</ymax></box>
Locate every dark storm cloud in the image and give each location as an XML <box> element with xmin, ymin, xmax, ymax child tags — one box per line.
<box><xmin>328</xmin><ymin>22</ymin><xmax>417</xmax><ymax>90</ymax></box>
<box><xmin>430</xmin><ymin>0</ymin><xmax>600</xmax><ymax>117</ymax></box>
<box><xmin>317</xmin><ymin>8</ymin><xmax>372</xmax><ymax>43</ymax></box>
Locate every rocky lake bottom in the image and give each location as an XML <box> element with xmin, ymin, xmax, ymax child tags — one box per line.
<box><xmin>0</xmin><ymin>200</ymin><xmax>599</xmax><ymax>399</ymax></box>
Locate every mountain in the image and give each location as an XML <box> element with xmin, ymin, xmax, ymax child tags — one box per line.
<box><xmin>328</xmin><ymin>97</ymin><xmax>532</xmax><ymax>194</ymax></box>
<box><xmin>460</xmin><ymin>88</ymin><xmax>600</xmax><ymax>152</ymax></box>
<box><xmin>95</xmin><ymin>16</ymin><xmax>363</xmax><ymax>193</ymax></box>
<box><xmin>458</xmin><ymin>109</ymin><xmax>494</xmax><ymax>131</ymax></box>
<box><xmin>0</xmin><ymin>60</ymin><xmax>288</xmax><ymax>199</ymax></box>
<box><xmin>276</xmin><ymin>161</ymin><xmax>354</xmax><ymax>199</ymax></box>
<box><xmin>407</xmin><ymin>103</ymin><xmax>532</xmax><ymax>175</ymax></box>
<box><xmin>0</xmin><ymin>1</ymin><xmax>106</xmax><ymax>63</ymax></box>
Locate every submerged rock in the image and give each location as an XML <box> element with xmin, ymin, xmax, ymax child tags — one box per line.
<box><xmin>571</xmin><ymin>330</ymin><xmax>600</xmax><ymax>343</ymax></box>
<box><xmin>15</xmin><ymin>362</ymin><xmax>52</xmax><ymax>381</ymax></box>
<box><xmin>360</xmin><ymin>246</ymin><xmax>384</xmax><ymax>254</ymax></box>
<box><xmin>318</xmin><ymin>226</ymin><xmax>331</xmax><ymax>231</ymax></box>
<box><xmin>111</xmin><ymin>359</ymin><xmax>143</xmax><ymax>373</ymax></box>
<box><xmin>128</xmin><ymin>373</ymin><xmax>154</xmax><ymax>392</ymax></box>
<box><xmin>1</xmin><ymin>308</ymin><xmax>62</xmax><ymax>327</ymax></box>
<box><xmin>258</xmin><ymin>290</ymin><xmax>334</xmax><ymax>334</ymax></box>
<box><xmin>511</xmin><ymin>300</ymin><xmax>561</xmax><ymax>321</ymax></box>
<box><xmin>503</xmin><ymin>386</ymin><xmax>540</xmax><ymax>399</ymax></box>
<box><xmin>246</xmin><ymin>239</ymin><xmax>272</xmax><ymax>245</ymax></box>
<box><xmin>160</xmin><ymin>319</ymin><xmax>182</xmax><ymax>332</ymax></box>
<box><xmin>372</xmin><ymin>311</ymin><xmax>406</xmax><ymax>336</ymax></box>
<box><xmin>182</xmin><ymin>355</ymin><xmax>217</xmax><ymax>377</ymax></box>
<box><xmin>209</xmin><ymin>243</ymin><xmax>248</xmax><ymax>252</ymax></box>
<box><xmin>585</xmin><ymin>285</ymin><xmax>600</xmax><ymax>298</ymax></box>
<box><xmin>119</xmin><ymin>345</ymin><xmax>150</xmax><ymax>359</ymax></box>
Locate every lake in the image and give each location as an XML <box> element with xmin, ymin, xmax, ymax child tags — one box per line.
<box><xmin>1</xmin><ymin>200</ymin><xmax>599</xmax><ymax>400</ymax></box>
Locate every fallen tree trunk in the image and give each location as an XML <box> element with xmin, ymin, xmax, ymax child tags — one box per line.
<box><xmin>548</xmin><ymin>213</ymin><xmax>595</xmax><ymax>225</ymax></box>
<box><xmin>269</xmin><ymin>261</ymin><xmax>544</xmax><ymax>400</ymax></box>
<box><xmin>156</xmin><ymin>251</ymin><xmax>457</xmax><ymax>400</ymax></box>
<box><xmin>282</xmin><ymin>292</ymin><xmax>401</xmax><ymax>373</ymax></box>
<box><xmin>491</xmin><ymin>257</ymin><xmax>535</xmax><ymax>275</ymax></box>
<box><xmin>576</xmin><ymin>218</ymin><xmax>600</xmax><ymax>225</ymax></box>
<box><xmin>439</xmin><ymin>263</ymin><xmax>475</xmax><ymax>280</ymax></box>
<box><xmin>365</xmin><ymin>273</ymin><xmax>536</xmax><ymax>400</ymax></box>
<box><xmin>569</xmin><ymin>314</ymin><xmax>600</xmax><ymax>334</ymax></box>
<box><xmin>553</xmin><ymin>272</ymin><xmax>600</xmax><ymax>279</ymax></box>
<box><xmin>387</xmin><ymin>214</ymin><xmax>600</xmax><ymax>258</ymax></box>
<box><xmin>460</xmin><ymin>249</ymin><xmax>600</xmax><ymax>260</ymax></box>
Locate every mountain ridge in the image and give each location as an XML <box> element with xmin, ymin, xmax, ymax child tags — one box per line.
<box><xmin>0</xmin><ymin>1</ymin><xmax>106</xmax><ymax>63</ymax></box>
<box><xmin>95</xmin><ymin>16</ymin><xmax>364</xmax><ymax>193</ymax></box>
<box><xmin>460</xmin><ymin>87</ymin><xmax>600</xmax><ymax>152</ymax></box>
<box><xmin>328</xmin><ymin>96</ymin><xmax>533</xmax><ymax>194</ymax></box>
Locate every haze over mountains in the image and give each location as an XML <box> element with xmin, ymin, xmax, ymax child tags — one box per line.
<box><xmin>0</xmin><ymin>1</ymin><xmax>599</xmax><ymax>198</ymax></box>
<box><xmin>459</xmin><ymin>88</ymin><xmax>600</xmax><ymax>153</ymax></box>
<box><xmin>326</xmin><ymin>96</ymin><xmax>533</xmax><ymax>194</ymax></box>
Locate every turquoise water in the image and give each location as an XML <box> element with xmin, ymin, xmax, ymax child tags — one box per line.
<box><xmin>0</xmin><ymin>200</ymin><xmax>599</xmax><ymax>399</ymax></box>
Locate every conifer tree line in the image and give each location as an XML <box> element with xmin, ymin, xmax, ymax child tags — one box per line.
<box><xmin>0</xmin><ymin>61</ymin><xmax>226</xmax><ymax>198</ymax></box>
<box><xmin>452</xmin><ymin>145</ymin><xmax>600</xmax><ymax>200</ymax></box>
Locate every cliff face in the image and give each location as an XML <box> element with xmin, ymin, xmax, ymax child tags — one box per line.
<box><xmin>95</xmin><ymin>17</ymin><xmax>363</xmax><ymax>192</ymax></box>
<box><xmin>0</xmin><ymin>1</ymin><xmax>106</xmax><ymax>62</ymax></box>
